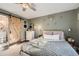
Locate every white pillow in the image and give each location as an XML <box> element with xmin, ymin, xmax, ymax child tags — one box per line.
<box><xmin>43</xmin><ymin>34</ymin><xmax>53</xmax><ymax>39</ymax></box>
<box><xmin>30</xmin><ymin>38</ymin><xmax>47</xmax><ymax>48</ymax></box>
<box><xmin>22</xmin><ymin>43</ymin><xmax>41</xmax><ymax>54</ymax></box>
<box><xmin>52</xmin><ymin>34</ymin><xmax>60</xmax><ymax>40</ymax></box>
<box><xmin>43</xmin><ymin>34</ymin><xmax>60</xmax><ymax>41</ymax></box>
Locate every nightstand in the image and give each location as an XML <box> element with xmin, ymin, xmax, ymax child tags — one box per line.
<box><xmin>66</xmin><ymin>37</ymin><xmax>79</xmax><ymax>54</ymax></box>
<box><xmin>66</xmin><ymin>37</ymin><xmax>75</xmax><ymax>47</ymax></box>
<box><xmin>74</xmin><ymin>46</ymin><xmax>79</xmax><ymax>54</ymax></box>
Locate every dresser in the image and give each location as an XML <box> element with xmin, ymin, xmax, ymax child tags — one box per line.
<box><xmin>26</xmin><ymin>31</ymin><xmax>35</xmax><ymax>41</ymax></box>
<box><xmin>0</xmin><ymin>31</ymin><xmax>6</xmax><ymax>43</ymax></box>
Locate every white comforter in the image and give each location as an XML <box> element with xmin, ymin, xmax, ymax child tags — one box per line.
<box><xmin>21</xmin><ymin>37</ymin><xmax>78</xmax><ymax>56</ymax></box>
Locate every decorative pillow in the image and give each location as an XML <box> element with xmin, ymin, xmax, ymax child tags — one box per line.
<box><xmin>44</xmin><ymin>32</ymin><xmax>52</xmax><ymax>35</ymax></box>
<box><xmin>43</xmin><ymin>34</ymin><xmax>62</xmax><ymax>41</ymax></box>
<box><xmin>51</xmin><ymin>34</ymin><xmax>60</xmax><ymax>40</ymax></box>
<box><xmin>30</xmin><ymin>37</ymin><xmax>47</xmax><ymax>48</ymax></box>
<box><xmin>43</xmin><ymin>31</ymin><xmax>65</xmax><ymax>41</ymax></box>
<box><xmin>43</xmin><ymin>34</ymin><xmax>53</xmax><ymax>39</ymax></box>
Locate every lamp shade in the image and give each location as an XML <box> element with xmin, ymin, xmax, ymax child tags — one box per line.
<box><xmin>68</xmin><ymin>28</ymin><xmax>71</xmax><ymax>32</ymax></box>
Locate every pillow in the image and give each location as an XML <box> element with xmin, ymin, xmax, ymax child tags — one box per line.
<box><xmin>43</xmin><ymin>32</ymin><xmax>53</xmax><ymax>35</ymax></box>
<box><xmin>29</xmin><ymin>37</ymin><xmax>47</xmax><ymax>48</ymax></box>
<box><xmin>43</xmin><ymin>34</ymin><xmax>53</xmax><ymax>39</ymax></box>
<box><xmin>43</xmin><ymin>31</ymin><xmax>65</xmax><ymax>40</ymax></box>
<box><xmin>22</xmin><ymin>43</ymin><xmax>41</xmax><ymax>54</ymax></box>
<box><xmin>51</xmin><ymin>34</ymin><xmax>60</xmax><ymax>40</ymax></box>
<box><xmin>43</xmin><ymin>34</ymin><xmax>62</xmax><ymax>41</ymax></box>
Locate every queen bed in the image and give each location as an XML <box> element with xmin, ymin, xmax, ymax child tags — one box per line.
<box><xmin>20</xmin><ymin>31</ymin><xmax>78</xmax><ymax>56</ymax></box>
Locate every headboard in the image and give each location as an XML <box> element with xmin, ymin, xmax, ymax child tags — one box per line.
<box><xmin>43</xmin><ymin>31</ymin><xmax>65</xmax><ymax>39</ymax></box>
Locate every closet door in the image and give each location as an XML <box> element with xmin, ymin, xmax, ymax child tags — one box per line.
<box><xmin>9</xmin><ymin>16</ymin><xmax>21</xmax><ymax>43</ymax></box>
<box><xmin>0</xmin><ymin>14</ymin><xmax>9</xmax><ymax>43</ymax></box>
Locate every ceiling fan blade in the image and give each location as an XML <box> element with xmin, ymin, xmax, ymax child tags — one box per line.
<box><xmin>30</xmin><ymin>6</ymin><xmax>36</xmax><ymax>11</ymax></box>
<box><xmin>27</xmin><ymin>3</ymin><xmax>36</xmax><ymax>11</ymax></box>
<box><xmin>16</xmin><ymin>3</ymin><xmax>36</xmax><ymax>11</ymax></box>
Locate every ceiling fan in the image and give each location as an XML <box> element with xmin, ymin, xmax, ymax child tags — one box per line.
<box><xmin>17</xmin><ymin>3</ymin><xmax>36</xmax><ymax>11</ymax></box>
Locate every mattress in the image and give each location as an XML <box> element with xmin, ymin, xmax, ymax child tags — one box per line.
<box><xmin>21</xmin><ymin>41</ymin><xmax>78</xmax><ymax>56</ymax></box>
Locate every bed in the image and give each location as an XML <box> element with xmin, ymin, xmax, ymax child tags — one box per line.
<box><xmin>20</xmin><ymin>31</ymin><xmax>78</xmax><ymax>56</ymax></box>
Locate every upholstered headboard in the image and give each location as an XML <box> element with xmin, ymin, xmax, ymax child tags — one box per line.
<box><xmin>43</xmin><ymin>31</ymin><xmax>65</xmax><ymax>39</ymax></box>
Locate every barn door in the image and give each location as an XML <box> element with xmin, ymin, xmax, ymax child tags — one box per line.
<box><xmin>9</xmin><ymin>16</ymin><xmax>21</xmax><ymax>43</ymax></box>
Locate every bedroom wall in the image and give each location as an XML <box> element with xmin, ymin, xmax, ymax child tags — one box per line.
<box><xmin>30</xmin><ymin>9</ymin><xmax>77</xmax><ymax>41</ymax></box>
<box><xmin>76</xmin><ymin>8</ymin><xmax>79</xmax><ymax>45</ymax></box>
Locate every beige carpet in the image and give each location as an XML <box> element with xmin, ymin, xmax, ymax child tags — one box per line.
<box><xmin>0</xmin><ymin>44</ymin><xmax>22</xmax><ymax>56</ymax></box>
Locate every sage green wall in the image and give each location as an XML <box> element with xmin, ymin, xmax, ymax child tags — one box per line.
<box><xmin>30</xmin><ymin>10</ymin><xmax>77</xmax><ymax>40</ymax></box>
<box><xmin>76</xmin><ymin>8</ymin><xmax>79</xmax><ymax>44</ymax></box>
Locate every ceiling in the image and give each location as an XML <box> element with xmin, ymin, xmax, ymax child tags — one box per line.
<box><xmin>0</xmin><ymin>3</ymin><xmax>79</xmax><ymax>19</ymax></box>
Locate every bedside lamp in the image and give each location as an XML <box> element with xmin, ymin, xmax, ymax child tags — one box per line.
<box><xmin>68</xmin><ymin>28</ymin><xmax>71</xmax><ymax>37</ymax></box>
<box><xmin>66</xmin><ymin>28</ymin><xmax>75</xmax><ymax>46</ymax></box>
<box><xmin>68</xmin><ymin>28</ymin><xmax>71</xmax><ymax>32</ymax></box>
<box><xmin>66</xmin><ymin>28</ymin><xmax>72</xmax><ymax>41</ymax></box>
